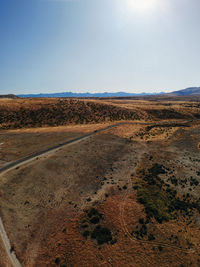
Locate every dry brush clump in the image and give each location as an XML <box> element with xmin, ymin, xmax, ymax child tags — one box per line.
<box><xmin>80</xmin><ymin>208</ymin><xmax>115</xmax><ymax>245</ymax></box>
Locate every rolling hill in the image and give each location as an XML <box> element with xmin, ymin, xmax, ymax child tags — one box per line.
<box><xmin>0</xmin><ymin>94</ymin><xmax>19</xmax><ymax>99</ymax></box>
<box><xmin>170</xmin><ymin>87</ymin><xmax>200</xmax><ymax>96</ymax></box>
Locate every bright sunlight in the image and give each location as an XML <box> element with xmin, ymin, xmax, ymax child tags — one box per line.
<box><xmin>127</xmin><ymin>0</ymin><xmax>160</xmax><ymax>13</ymax></box>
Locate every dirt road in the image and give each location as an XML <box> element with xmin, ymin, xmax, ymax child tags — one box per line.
<box><xmin>0</xmin><ymin>218</ymin><xmax>21</xmax><ymax>267</ymax></box>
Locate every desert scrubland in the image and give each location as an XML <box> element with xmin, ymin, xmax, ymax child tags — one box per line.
<box><xmin>0</xmin><ymin>97</ymin><xmax>199</xmax><ymax>266</ymax></box>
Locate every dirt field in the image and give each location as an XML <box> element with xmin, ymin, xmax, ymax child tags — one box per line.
<box><xmin>0</xmin><ymin>123</ymin><xmax>112</xmax><ymax>168</ymax></box>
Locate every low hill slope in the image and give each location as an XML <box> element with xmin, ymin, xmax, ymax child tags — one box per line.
<box><xmin>170</xmin><ymin>87</ymin><xmax>200</xmax><ymax>96</ymax></box>
<box><xmin>0</xmin><ymin>98</ymin><xmax>198</xmax><ymax>130</ymax></box>
<box><xmin>0</xmin><ymin>94</ymin><xmax>19</xmax><ymax>99</ymax></box>
<box><xmin>0</xmin><ymin>98</ymin><xmax>146</xmax><ymax>129</ymax></box>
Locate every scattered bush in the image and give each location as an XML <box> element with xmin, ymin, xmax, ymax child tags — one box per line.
<box><xmin>135</xmin><ymin>163</ymin><xmax>200</xmax><ymax>224</ymax></box>
<box><xmin>80</xmin><ymin>208</ymin><xmax>115</xmax><ymax>245</ymax></box>
<box><xmin>0</xmin><ymin>99</ymin><xmax>144</xmax><ymax>129</ymax></box>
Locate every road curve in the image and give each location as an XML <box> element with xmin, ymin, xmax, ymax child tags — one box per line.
<box><xmin>0</xmin><ymin>119</ymin><xmax>194</xmax><ymax>267</ymax></box>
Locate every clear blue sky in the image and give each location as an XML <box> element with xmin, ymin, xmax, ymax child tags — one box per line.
<box><xmin>1</xmin><ymin>0</ymin><xmax>200</xmax><ymax>94</ymax></box>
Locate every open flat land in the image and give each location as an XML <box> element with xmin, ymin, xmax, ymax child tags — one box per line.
<box><xmin>0</xmin><ymin>97</ymin><xmax>200</xmax><ymax>267</ymax></box>
<box><xmin>0</xmin><ymin>123</ymin><xmax>113</xmax><ymax>169</ymax></box>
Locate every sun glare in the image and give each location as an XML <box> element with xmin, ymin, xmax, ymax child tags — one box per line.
<box><xmin>127</xmin><ymin>0</ymin><xmax>159</xmax><ymax>13</ymax></box>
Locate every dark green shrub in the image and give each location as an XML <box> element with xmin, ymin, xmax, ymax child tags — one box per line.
<box><xmin>90</xmin><ymin>216</ymin><xmax>100</xmax><ymax>224</ymax></box>
<box><xmin>110</xmin><ymin>238</ymin><xmax>117</xmax><ymax>245</ymax></box>
<box><xmin>139</xmin><ymin>218</ymin><xmax>144</xmax><ymax>224</ymax></box>
<box><xmin>55</xmin><ymin>257</ymin><xmax>61</xmax><ymax>265</ymax></box>
<box><xmin>83</xmin><ymin>230</ymin><xmax>90</xmax><ymax>238</ymax></box>
<box><xmin>88</xmin><ymin>208</ymin><xmax>100</xmax><ymax>218</ymax></box>
<box><xmin>91</xmin><ymin>225</ymin><xmax>112</xmax><ymax>245</ymax></box>
<box><xmin>148</xmin><ymin>234</ymin><xmax>155</xmax><ymax>241</ymax></box>
<box><xmin>140</xmin><ymin>224</ymin><xmax>147</xmax><ymax>236</ymax></box>
<box><xmin>81</xmin><ymin>223</ymin><xmax>89</xmax><ymax>229</ymax></box>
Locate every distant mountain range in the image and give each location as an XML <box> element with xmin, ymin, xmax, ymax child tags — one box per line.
<box><xmin>1</xmin><ymin>87</ymin><xmax>200</xmax><ymax>99</ymax></box>
<box><xmin>17</xmin><ymin>91</ymin><xmax>163</xmax><ymax>98</ymax></box>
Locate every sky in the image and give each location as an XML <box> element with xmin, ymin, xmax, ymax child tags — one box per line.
<box><xmin>1</xmin><ymin>0</ymin><xmax>200</xmax><ymax>94</ymax></box>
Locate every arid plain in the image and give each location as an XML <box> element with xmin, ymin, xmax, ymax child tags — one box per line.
<box><xmin>0</xmin><ymin>97</ymin><xmax>200</xmax><ymax>267</ymax></box>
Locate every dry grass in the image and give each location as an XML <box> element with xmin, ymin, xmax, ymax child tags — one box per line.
<box><xmin>0</xmin><ymin>98</ymin><xmax>145</xmax><ymax>129</ymax></box>
<box><xmin>1</xmin><ymin>97</ymin><xmax>199</xmax><ymax>130</ymax></box>
<box><xmin>0</xmin><ymin>123</ymin><xmax>111</xmax><ymax>167</ymax></box>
